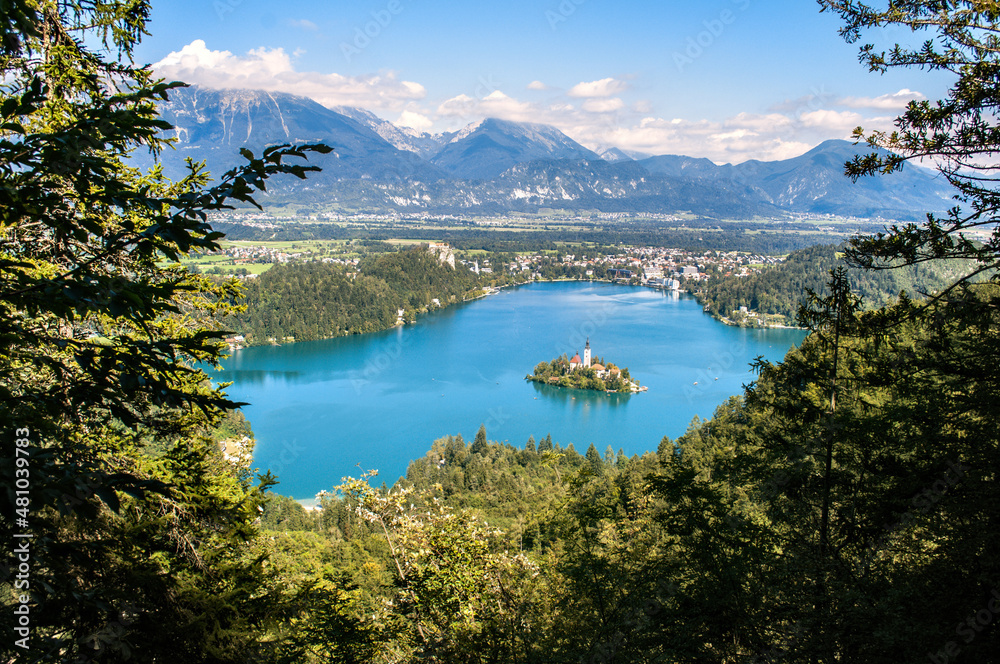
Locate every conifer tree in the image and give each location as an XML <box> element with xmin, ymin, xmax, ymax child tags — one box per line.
<box><xmin>470</xmin><ymin>424</ymin><xmax>489</xmax><ymax>455</ymax></box>
<box><xmin>585</xmin><ymin>443</ymin><xmax>603</xmax><ymax>473</ymax></box>
<box><xmin>819</xmin><ymin>1</ymin><xmax>1000</xmax><ymax>300</ymax></box>
<box><xmin>0</xmin><ymin>1</ymin><xmax>329</xmax><ymax>660</ymax></box>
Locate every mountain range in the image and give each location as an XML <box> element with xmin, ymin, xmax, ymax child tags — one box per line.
<box><xmin>138</xmin><ymin>85</ymin><xmax>956</xmax><ymax>220</ymax></box>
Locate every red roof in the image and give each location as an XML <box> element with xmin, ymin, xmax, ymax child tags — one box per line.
<box><xmin>570</xmin><ymin>353</ymin><xmax>582</xmax><ymax>364</ymax></box>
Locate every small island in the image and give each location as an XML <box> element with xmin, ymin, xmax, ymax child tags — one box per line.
<box><xmin>526</xmin><ymin>339</ymin><xmax>646</xmax><ymax>393</ymax></box>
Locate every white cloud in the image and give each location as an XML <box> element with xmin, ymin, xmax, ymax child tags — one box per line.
<box><xmin>287</xmin><ymin>19</ymin><xmax>319</xmax><ymax>31</ymax></box>
<box><xmin>567</xmin><ymin>77</ymin><xmax>629</xmax><ymax>98</ymax></box>
<box><xmin>153</xmin><ymin>40</ymin><xmax>425</xmax><ymax>112</ymax></box>
<box><xmin>570</xmin><ymin>108</ymin><xmax>861</xmax><ymax>164</ymax></box>
<box><xmin>436</xmin><ymin>93</ymin><xmax>478</xmax><ymax>118</ymax></box>
<box><xmin>527</xmin><ymin>80</ymin><xmax>550</xmax><ymax>91</ymax></box>
<box><xmin>437</xmin><ymin>90</ymin><xmax>539</xmax><ymax>124</ymax></box>
<box><xmin>477</xmin><ymin>91</ymin><xmax>537</xmax><ymax>121</ymax></box>
<box><xmin>711</xmin><ymin>129</ymin><xmax>752</xmax><ymax>142</ymax></box>
<box><xmin>397</xmin><ymin>110</ymin><xmax>433</xmax><ymax>131</ymax></box>
<box><xmin>582</xmin><ymin>97</ymin><xmax>625</xmax><ymax>113</ymax></box>
<box><xmin>838</xmin><ymin>88</ymin><xmax>926</xmax><ymax>110</ymax></box>
<box><xmin>799</xmin><ymin>109</ymin><xmax>865</xmax><ymax>131</ymax></box>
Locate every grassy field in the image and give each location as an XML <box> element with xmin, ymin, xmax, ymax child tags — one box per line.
<box><xmin>182</xmin><ymin>256</ymin><xmax>275</xmax><ymax>275</ymax></box>
<box><xmin>181</xmin><ymin>238</ymin><xmax>373</xmax><ymax>275</ymax></box>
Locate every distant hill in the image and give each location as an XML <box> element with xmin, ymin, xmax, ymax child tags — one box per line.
<box><xmin>429</xmin><ymin>118</ymin><xmax>601</xmax><ymax>180</ymax></box>
<box><xmin>141</xmin><ymin>86</ymin><xmax>445</xmax><ymax>183</ymax></box>
<box><xmin>597</xmin><ymin>147</ymin><xmax>633</xmax><ymax>162</ymax></box>
<box><xmin>137</xmin><ymin>85</ymin><xmax>956</xmax><ymax>220</ymax></box>
<box><xmin>690</xmin><ymin>243</ymin><xmax>974</xmax><ymax>326</ymax></box>
<box><xmin>639</xmin><ymin>141</ymin><xmax>954</xmax><ymax>218</ymax></box>
<box><xmin>729</xmin><ymin>140</ymin><xmax>953</xmax><ymax>218</ymax></box>
<box><xmin>331</xmin><ymin>105</ymin><xmax>450</xmax><ymax>159</ymax></box>
<box><xmin>638</xmin><ymin>154</ymin><xmax>722</xmax><ymax>179</ymax></box>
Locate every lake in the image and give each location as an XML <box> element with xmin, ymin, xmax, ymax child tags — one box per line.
<box><xmin>212</xmin><ymin>281</ymin><xmax>807</xmax><ymax>500</ymax></box>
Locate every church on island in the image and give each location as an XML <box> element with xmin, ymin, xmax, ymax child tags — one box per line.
<box><xmin>568</xmin><ymin>339</ymin><xmax>618</xmax><ymax>380</ymax></box>
<box><xmin>528</xmin><ymin>339</ymin><xmax>645</xmax><ymax>393</ymax></box>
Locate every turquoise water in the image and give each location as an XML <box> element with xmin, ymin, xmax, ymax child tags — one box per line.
<box><xmin>213</xmin><ymin>281</ymin><xmax>807</xmax><ymax>499</ymax></box>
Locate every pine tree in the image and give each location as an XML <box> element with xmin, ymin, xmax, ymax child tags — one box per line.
<box><xmin>585</xmin><ymin>443</ymin><xmax>603</xmax><ymax>473</ymax></box>
<box><xmin>471</xmin><ymin>424</ymin><xmax>489</xmax><ymax>455</ymax></box>
<box><xmin>811</xmin><ymin>5</ymin><xmax>1000</xmax><ymax>659</ymax></box>
<box><xmin>0</xmin><ymin>2</ymin><xmax>329</xmax><ymax>660</ymax></box>
<box><xmin>657</xmin><ymin>436</ymin><xmax>674</xmax><ymax>461</ymax></box>
<box><xmin>819</xmin><ymin>1</ymin><xmax>1000</xmax><ymax>301</ymax></box>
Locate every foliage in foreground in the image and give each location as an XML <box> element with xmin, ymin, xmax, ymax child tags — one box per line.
<box><xmin>0</xmin><ymin>1</ymin><xmax>330</xmax><ymax>661</ymax></box>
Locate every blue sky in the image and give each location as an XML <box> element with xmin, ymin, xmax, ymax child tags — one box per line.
<box><xmin>132</xmin><ymin>0</ymin><xmax>953</xmax><ymax>163</ymax></box>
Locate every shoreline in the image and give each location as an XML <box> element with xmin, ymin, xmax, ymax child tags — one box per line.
<box><xmin>230</xmin><ymin>277</ymin><xmax>800</xmax><ymax>353</ymax></box>
<box><xmin>525</xmin><ymin>375</ymin><xmax>647</xmax><ymax>395</ymax></box>
<box><xmin>716</xmin><ymin>314</ymin><xmax>806</xmax><ymax>331</ymax></box>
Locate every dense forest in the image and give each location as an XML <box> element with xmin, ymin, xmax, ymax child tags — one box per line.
<box><xmin>3</xmin><ymin>2</ymin><xmax>999</xmax><ymax>663</ymax></box>
<box><xmin>689</xmin><ymin>243</ymin><xmax>975</xmax><ymax>325</ymax></box>
<box><xmin>227</xmin><ymin>247</ymin><xmax>493</xmax><ymax>343</ymax></box>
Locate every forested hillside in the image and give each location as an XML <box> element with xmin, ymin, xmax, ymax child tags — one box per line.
<box><xmin>229</xmin><ymin>247</ymin><xmax>488</xmax><ymax>343</ymax></box>
<box><xmin>690</xmin><ymin>243</ymin><xmax>973</xmax><ymax>325</ymax></box>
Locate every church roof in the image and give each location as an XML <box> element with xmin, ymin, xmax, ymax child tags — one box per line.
<box><xmin>570</xmin><ymin>353</ymin><xmax>582</xmax><ymax>364</ymax></box>
<box><xmin>591</xmin><ymin>363</ymin><xmax>605</xmax><ymax>371</ymax></box>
